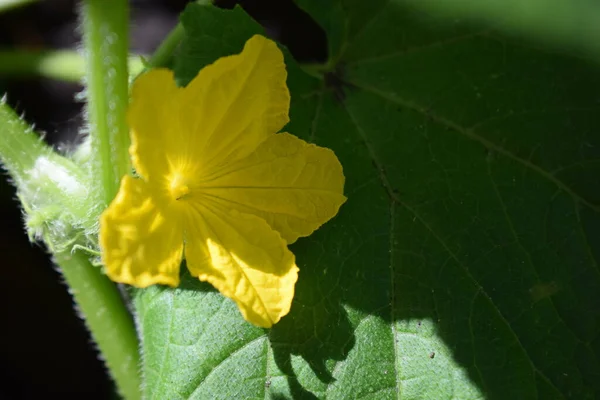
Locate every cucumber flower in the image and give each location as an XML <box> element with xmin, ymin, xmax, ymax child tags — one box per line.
<box><xmin>99</xmin><ymin>35</ymin><xmax>346</xmax><ymax>327</ymax></box>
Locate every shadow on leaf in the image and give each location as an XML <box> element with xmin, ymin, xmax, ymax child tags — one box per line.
<box><xmin>269</xmin><ymin>251</ymin><xmax>355</xmax><ymax>397</ymax></box>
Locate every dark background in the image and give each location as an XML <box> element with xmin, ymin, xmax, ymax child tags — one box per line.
<box><xmin>0</xmin><ymin>0</ymin><xmax>325</xmax><ymax>398</ymax></box>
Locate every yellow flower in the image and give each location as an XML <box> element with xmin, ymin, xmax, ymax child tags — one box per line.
<box><xmin>99</xmin><ymin>35</ymin><xmax>346</xmax><ymax>328</ymax></box>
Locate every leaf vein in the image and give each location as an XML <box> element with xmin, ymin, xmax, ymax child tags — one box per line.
<box><xmin>389</xmin><ymin>201</ymin><xmax>401</xmax><ymax>399</ymax></box>
<box><xmin>488</xmin><ymin>160</ymin><xmax>594</xmax><ymax>350</ymax></box>
<box><xmin>188</xmin><ymin>335</ymin><xmax>268</xmax><ymax>399</ymax></box>
<box><xmin>345</xmin><ymin>98</ymin><xmax>559</xmax><ymax>393</ymax></box>
<box><xmin>151</xmin><ymin>292</ymin><xmax>176</xmax><ymax>400</ymax></box>
<box><xmin>346</xmin><ymin>78</ymin><xmax>600</xmax><ymax>212</ymax></box>
<box><xmin>574</xmin><ymin>201</ymin><xmax>600</xmax><ymax>279</ymax></box>
<box><xmin>468</xmin><ymin>290</ymin><xmax>490</xmax><ymax>396</ymax></box>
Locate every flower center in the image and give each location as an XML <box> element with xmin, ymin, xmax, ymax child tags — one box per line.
<box><xmin>169</xmin><ymin>174</ymin><xmax>190</xmax><ymax>200</ymax></box>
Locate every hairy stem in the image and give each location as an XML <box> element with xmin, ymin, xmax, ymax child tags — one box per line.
<box><xmin>81</xmin><ymin>0</ymin><xmax>131</xmax><ymax>207</ymax></box>
<box><xmin>79</xmin><ymin>1</ymin><xmax>142</xmax><ymax>398</ymax></box>
<box><xmin>0</xmin><ymin>101</ymin><xmax>48</xmax><ymax>182</ymax></box>
<box><xmin>55</xmin><ymin>249</ymin><xmax>141</xmax><ymax>400</ymax></box>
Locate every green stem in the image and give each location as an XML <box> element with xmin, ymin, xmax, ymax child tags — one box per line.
<box><xmin>81</xmin><ymin>0</ymin><xmax>131</xmax><ymax>207</ymax></box>
<box><xmin>0</xmin><ymin>100</ymin><xmax>141</xmax><ymax>400</ymax></box>
<box><xmin>54</xmin><ymin>249</ymin><xmax>141</xmax><ymax>400</ymax></box>
<box><xmin>145</xmin><ymin>22</ymin><xmax>184</xmax><ymax>69</ymax></box>
<box><xmin>0</xmin><ymin>50</ymin><xmax>144</xmax><ymax>82</ymax></box>
<box><xmin>79</xmin><ymin>2</ymin><xmax>142</xmax><ymax>399</ymax></box>
<box><xmin>0</xmin><ymin>102</ymin><xmax>93</xmax><ymax>224</ymax></box>
<box><xmin>0</xmin><ymin>100</ymin><xmax>48</xmax><ymax>182</ymax></box>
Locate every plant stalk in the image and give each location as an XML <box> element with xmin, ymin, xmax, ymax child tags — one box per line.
<box><xmin>55</xmin><ymin>249</ymin><xmax>141</xmax><ymax>400</ymax></box>
<box><xmin>0</xmin><ymin>101</ymin><xmax>48</xmax><ymax>182</ymax></box>
<box><xmin>145</xmin><ymin>22</ymin><xmax>184</xmax><ymax>69</ymax></box>
<box><xmin>81</xmin><ymin>0</ymin><xmax>131</xmax><ymax>207</ymax></box>
<box><xmin>79</xmin><ymin>1</ymin><xmax>142</xmax><ymax>398</ymax></box>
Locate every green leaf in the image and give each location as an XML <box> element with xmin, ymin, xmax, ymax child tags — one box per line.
<box><xmin>136</xmin><ymin>2</ymin><xmax>600</xmax><ymax>399</ymax></box>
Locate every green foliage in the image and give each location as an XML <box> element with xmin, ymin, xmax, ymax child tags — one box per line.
<box><xmin>2</xmin><ymin>0</ymin><xmax>600</xmax><ymax>399</ymax></box>
<box><xmin>135</xmin><ymin>2</ymin><xmax>600</xmax><ymax>399</ymax></box>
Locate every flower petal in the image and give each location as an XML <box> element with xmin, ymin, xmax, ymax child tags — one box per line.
<box><xmin>197</xmin><ymin>133</ymin><xmax>346</xmax><ymax>244</ymax></box>
<box><xmin>127</xmin><ymin>69</ymin><xmax>182</xmax><ymax>181</ymax></box>
<box><xmin>100</xmin><ymin>176</ymin><xmax>184</xmax><ymax>287</ymax></box>
<box><xmin>179</xmin><ymin>35</ymin><xmax>290</xmax><ymax>172</ymax></box>
<box><xmin>183</xmin><ymin>202</ymin><xmax>298</xmax><ymax>328</ymax></box>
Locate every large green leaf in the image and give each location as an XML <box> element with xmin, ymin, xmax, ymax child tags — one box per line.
<box><xmin>135</xmin><ymin>2</ymin><xmax>600</xmax><ymax>399</ymax></box>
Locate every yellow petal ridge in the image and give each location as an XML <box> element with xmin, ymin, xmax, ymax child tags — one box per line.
<box><xmin>127</xmin><ymin>68</ymin><xmax>182</xmax><ymax>182</ymax></box>
<box><xmin>183</xmin><ymin>203</ymin><xmax>298</xmax><ymax>327</ymax></box>
<box><xmin>100</xmin><ymin>176</ymin><xmax>184</xmax><ymax>288</ymax></box>
<box><xmin>179</xmin><ymin>34</ymin><xmax>290</xmax><ymax>173</ymax></box>
<box><xmin>198</xmin><ymin>133</ymin><xmax>347</xmax><ymax>243</ymax></box>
